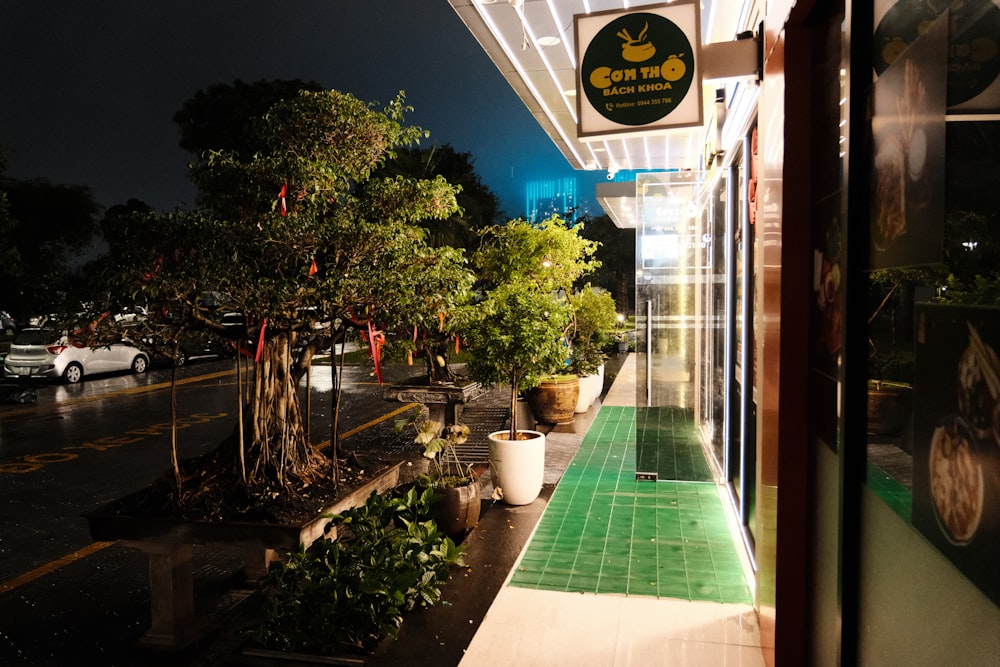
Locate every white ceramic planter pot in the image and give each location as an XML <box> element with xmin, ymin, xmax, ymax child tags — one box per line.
<box><xmin>575</xmin><ymin>373</ymin><xmax>602</xmax><ymax>413</ymax></box>
<box><xmin>487</xmin><ymin>430</ymin><xmax>545</xmax><ymax>505</ymax></box>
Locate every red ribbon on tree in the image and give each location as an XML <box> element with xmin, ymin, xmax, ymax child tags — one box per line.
<box><xmin>143</xmin><ymin>255</ymin><xmax>164</xmax><ymax>281</ymax></box>
<box><xmin>366</xmin><ymin>321</ymin><xmax>385</xmax><ymax>384</ymax></box>
<box><xmin>278</xmin><ymin>183</ymin><xmax>288</xmax><ymax>217</ymax></box>
<box><xmin>309</xmin><ymin>257</ymin><xmax>318</xmax><ymax>276</ymax></box>
<box><xmin>255</xmin><ymin>318</ymin><xmax>268</xmax><ymax>363</ymax></box>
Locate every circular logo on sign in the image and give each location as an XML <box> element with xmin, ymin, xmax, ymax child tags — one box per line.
<box><xmin>581</xmin><ymin>12</ymin><xmax>696</xmax><ymax>126</ymax></box>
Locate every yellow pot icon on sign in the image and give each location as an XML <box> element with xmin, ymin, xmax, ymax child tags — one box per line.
<box><xmin>662</xmin><ymin>54</ymin><xmax>686</xmax><ymax>81</ymax></box>
<box><xmin>618</xmin><ymin>24</ymin><xmax>655</xmax><ymax>63</ymax></box>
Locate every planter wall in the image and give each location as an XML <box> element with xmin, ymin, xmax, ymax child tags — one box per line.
<box><xmin>526</xmin><ymin>375</ymin><xmax>579</xmax><ymax>424</ymax></box>
<box><xmin>85</xmin><ymin>462</ymin><xmax>403</xmax><ymax>650</ymax></box>
<box><xmin>487</xmin><ymin>430</ymin><xmax>545</xmax><ymax>505</ymax></box>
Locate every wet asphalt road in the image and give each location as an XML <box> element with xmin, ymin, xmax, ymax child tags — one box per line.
<box><xmin>0</xmin><ymin>356</ymin><xmax>462</xmax><ymax>666</ymax></box>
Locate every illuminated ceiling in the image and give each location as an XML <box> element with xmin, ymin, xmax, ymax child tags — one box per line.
<box><xmin>447</xmin><ymin>0</ymin><xmax>754</xmax><ymax>177</ymax></box>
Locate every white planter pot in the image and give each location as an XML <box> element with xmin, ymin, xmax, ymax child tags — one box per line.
<box><xmin>575</xmin><ymin>373</ymin><xmax>602</xmax><ymax>413</ymax></box>
<box><xmin>574</xmin><ymin>363</ymin><xmax>605</xmax><ymax>413</ymax></box>
<box><xmin>487</xmin><ymin>430</ymin><xmax>545</xmax><ymax>505</ymax></box>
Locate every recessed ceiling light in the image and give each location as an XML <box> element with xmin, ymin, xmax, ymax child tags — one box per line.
<box><xmin>537</xmin><ymin>36</ymin><xmax>561</xmax><ymax>47</ymax></box>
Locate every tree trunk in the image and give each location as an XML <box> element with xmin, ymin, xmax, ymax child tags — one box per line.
<box><xmin>244</xmin><ymin>334</ymin><xmax>326</xmax><ymax>493</ymax></box>
<box><xmin>418</xmin><ymin>337</ymin><xmax>460</xmax><ymax>384</ymax></box>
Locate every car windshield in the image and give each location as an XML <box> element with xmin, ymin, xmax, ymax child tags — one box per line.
<box><xmin>13</xmin><ymin>329</ymin><xmax>56</xmax><ymax>346</ymax></box>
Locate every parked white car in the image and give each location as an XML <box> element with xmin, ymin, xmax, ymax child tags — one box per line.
<box><xmin>2</xmin><ymin>328</ymin><xmax>149</xmax><ymax>384</ymax></box>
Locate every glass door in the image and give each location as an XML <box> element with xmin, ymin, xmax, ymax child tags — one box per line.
<box><xmin>635</xmin><ymin>171</ymin><xmax>711</xmax><ymax>482</ymax></box>
<box><xmin>699</xmin><ymin>172</ymin><xmax>730</xmax><ymax>471</ymax></box>
<box><xmin>731</xmin><ymin>136</ymin><xmax>756</xmax><ymax>547</ymax></box>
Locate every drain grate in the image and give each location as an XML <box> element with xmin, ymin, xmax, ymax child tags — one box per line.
<box><xmin>455</xmin><ymin>406</ymin><xmax>509</xmax><ymax>464</ymax></box>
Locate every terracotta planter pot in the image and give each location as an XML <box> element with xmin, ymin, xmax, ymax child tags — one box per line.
<box><xmin>433</xmin><ymin>480</ymin><xmax>481</xmax><ymax>539</ymax></box>
<box><xmin>487</xmin><ymin>430</ymin><xmax>545</xmax><ymax>505</ymax></box>
<box><xmin>867</xmin><ymin>380</ymin><xmax>912</xmax><ymax>437</ymax></box>
<box><xmin>526</xmin><ymin>375</ymin><xmax>579</xmax><ymax>424</ymax></box>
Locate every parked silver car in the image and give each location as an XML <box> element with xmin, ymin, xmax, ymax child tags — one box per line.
<box><xmin>3</xmin><ymin>328</ymin><xmax>149</xmax><ymax>384</ymax></box>
<box><xmin>1</xmin><ymin>310</ymin><xmax>16</xmax><ymax>334</ymax></box>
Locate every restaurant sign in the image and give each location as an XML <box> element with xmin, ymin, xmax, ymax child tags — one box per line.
<box><xmin>575</xmin><ymin>1</ymin><xmax>702</xmax><ymax>139</ymax></box>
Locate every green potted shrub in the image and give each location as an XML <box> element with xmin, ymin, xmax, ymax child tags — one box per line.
<box><xmin>567</xmin><ymin>285</ymin><xmax>618</xmax><ymax>413</ymax></box>
<box><xmin>454</xmin><ymin>215</ymin><xmax>598</xmax><ymax>504</ymax></box>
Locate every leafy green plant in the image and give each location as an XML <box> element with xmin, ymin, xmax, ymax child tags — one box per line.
<box><xmin>396</xmin><ymin>415</ymin><xmax>474</xmax><ymax>488</ymax></box>
<box><xmin>246</xmin><ymin>486</ymin><xmax>466</xmax><ymax>656</ymax></box>
<box><xmin>567</xmin><ymin>285</ymin><xmax>617</xmax><ymax>376</ymax></box>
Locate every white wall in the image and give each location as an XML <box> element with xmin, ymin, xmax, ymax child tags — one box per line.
<box><xmin>857</xmin><ymin>488</ymin><xmax>1000</xmax><ymax>665</ymax></box>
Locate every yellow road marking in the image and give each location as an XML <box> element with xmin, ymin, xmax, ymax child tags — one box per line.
<box><xmin>335</xmin><ymin>402</ymin><xmax>421</xmax><ymax>442</ymax></box>
<box><xmin>0</xmin><ymin>541</ymin><xmax>115</xmax><ymax>594</ymax></box>
<box><xmin>0</xmin><ymin>369</ymin><xmax>235</xmax><ymax>417</ymax></box>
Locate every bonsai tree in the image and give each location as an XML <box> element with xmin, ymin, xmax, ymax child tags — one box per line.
<box><xmin>454</xmin><ymin>215</ymin><xmax>599</xmax><ymax>439</ymax></box>
<box><xmin>95</xmin><ymin>89</ymin><xmax>475</xmax><ymax>515</ymax></box>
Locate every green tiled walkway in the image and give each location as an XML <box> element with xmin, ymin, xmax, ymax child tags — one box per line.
<box><xmin>510</xmin><ymin>406</ymin><xmax>753</xmax><ymax>604</ymax></box>
<box><xmin>867</xmin><ymin>460</ymin><xmax>912</xmax><ymax>522</ymax></box>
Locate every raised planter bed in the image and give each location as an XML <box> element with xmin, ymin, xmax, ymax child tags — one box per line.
<box><xmin>85</xmin><ymin>462</ymin><xmax>403</xmax><ymax>650</ymax></box>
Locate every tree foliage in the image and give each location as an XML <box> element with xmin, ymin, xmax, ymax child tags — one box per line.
<box><xmin>99</xmin><ymin>88</ymin><xmax>475</xmax><ymax>506</ymax></box>
<box><xmin>376</xmin><ymin>144</ymin><xmax>501</xmax><ymax>249</ymax></box>
<box><xmin>578</xmin><ymin>213</ymin><xmax>635</xmax><ymax>315</ymax></box>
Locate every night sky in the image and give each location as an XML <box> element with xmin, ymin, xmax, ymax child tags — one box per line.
<box><xmin>0</xmin><ymin>0</ymin><xmax>605</xmax><ymax>219</ymax></box>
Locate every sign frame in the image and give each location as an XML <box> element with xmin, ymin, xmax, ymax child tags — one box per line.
<box><xmin>575</xmin><ymin>1</ymin><xmax>703</xmax><ymax>140</ymax></box>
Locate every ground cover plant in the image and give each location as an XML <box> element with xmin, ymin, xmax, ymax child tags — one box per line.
<box><xmin>245</xmin><ymin>485</ymin><xmax>466</xmax><ymax>655</ymax></box>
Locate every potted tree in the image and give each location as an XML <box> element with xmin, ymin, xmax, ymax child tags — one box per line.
<box><xmin>90</xmin><ymin>88</ymin><xmax>473</xmax><ymax>512</ymax></box>
<box><xmin>567</xmin><ymin>285</ymin><xmax>618</xmax><ymax>413</ymax></box>
<box><xmin>454</xmin><ymin>215</ymin><xmax>598</xmax><ymax>504</ymax></box>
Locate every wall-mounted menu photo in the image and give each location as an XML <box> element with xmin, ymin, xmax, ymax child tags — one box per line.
<box><xmin>913</xmin><ymin>304</ymin><xmax>1000</xmax><ymax>605</ymax></box>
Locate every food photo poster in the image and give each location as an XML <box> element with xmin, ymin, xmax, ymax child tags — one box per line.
<box><xmin>870</xmin><ymin>11</ymin><xmax>947</xmax><ymax>270</ymax></box>
<box><xmin>913</xmin><ymin>304</ymin><xmax>1000</xmax><ymax>606</ymax></box>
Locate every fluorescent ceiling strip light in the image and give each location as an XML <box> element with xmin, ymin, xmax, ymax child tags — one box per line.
<box><xmin>545</xmin><ymin>0</ymin><xmax>577</xmax><ymax>68</ymax></box>
<box><xmin>472</xmin><ymin>2</ymin><xmax>589</xmax><ymax>168</ymax></box>
<box><xmin>513</xmin><ymin>3</ymin><xmax>579</xmax><ymax>123</ymax></box>
<box><xmin>620</xmin><ymin>138</ymin><xmax>634</xmax><ymax>171</ymax></box>
<box><xmin>721</xmin><ymin>83</ymin><xmax>758</xmax><ymax>151</ymax></box>
<box><xmin>704</xmin><ymin>0</ymin><xmax>717</xmax><ymax>42</ymax></box>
